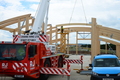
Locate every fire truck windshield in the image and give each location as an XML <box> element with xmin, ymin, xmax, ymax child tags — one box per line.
<box><xmin>0</xmin><ymin>44</ymin><xmax>26</xmax><ymax>61</ymax></box>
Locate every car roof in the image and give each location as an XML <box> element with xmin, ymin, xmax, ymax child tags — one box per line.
<box><xmin>94</xmin><ymin>54</ymin><xmax>118</xmax><ymax>59</ymax></box>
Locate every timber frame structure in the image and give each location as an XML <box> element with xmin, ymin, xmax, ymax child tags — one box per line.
<box><xmin>0</xmin><ymin>14</ymin><xmax>120</xmax><ymax>60</ymax></box>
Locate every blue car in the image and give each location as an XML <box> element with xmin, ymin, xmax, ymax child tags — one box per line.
<box><xmin>90</xmin><ymin>54</ymin><xmax>120</xmax><ymax>80</ymax></box>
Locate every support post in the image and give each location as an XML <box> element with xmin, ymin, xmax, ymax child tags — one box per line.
<box><xmin>13</xmin><ymin>31</ymin><xmax>16</xmax><ymax>35</ymax></box>
<box><xmin>91</xmin><ymin>18</ymin><xmax>100</xmax><ymax>61</ymax></box>
<box><xmin>18</xmin><ymin>19</ymin><xmax>21</xmax><ymax>35</ymax></box>
<box><xmin>49</xmin><ymin>25</ymin><xmax>52</xmax><ymax>45</ymax></box>
<box><xmin>116</xmin><ymin>45</ymin><xmax>120</xmax><ymax>58</ymax></box>
<box><xmin>67</xmin><ymin>33</ymin><xmax>69</xmax><ymax>54</ymax></box>
<box><xmin>105</xmin><ymin>42</ymin><xmax>108</xmax><ymax>54</ymax></box>
<box><xmin>25</xmin><ymin>17</ymin><xmax>29</xmax><ymax>31</ymax></box>
<box><xmin>31</xmin><ymin>17</ymin><xmax>35</xmax><ymax>26</ymax></box>
<box><xmin>56</xmin><ymin>27</ymin><xmax>58</xmax><ymax>52</ymax></box>
<box><xmin>42</xmin><ymin>23</ymin><xmax>44</xmax><ymax>32</ymax></box>
<box><xmin>76</xmin><ymin>32</ymin><xmax>78</xmax><ymax>55</ymax></box>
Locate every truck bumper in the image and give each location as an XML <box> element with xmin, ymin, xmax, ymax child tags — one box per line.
<box><xmin>91</xmin><ymin>75</ymin><xmax>120</xmax><ymax>80</ymax></box>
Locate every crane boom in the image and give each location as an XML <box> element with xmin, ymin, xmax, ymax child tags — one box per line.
<box><xmin>13</xmin><ymin>0</ymin><xmax>50</xmax><ymax>43</ymax></box>
<box><xmin>30</xmin><ymin>0</ymin><xmax>50</xmax><ymax>33</ymax></box>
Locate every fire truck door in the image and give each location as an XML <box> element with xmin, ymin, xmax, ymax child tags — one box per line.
<box><xmin>28</xmin><ymin>45</ymin><xmax>39</xmax><ymax>70</ymax></box>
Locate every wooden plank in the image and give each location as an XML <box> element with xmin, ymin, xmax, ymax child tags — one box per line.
<box><xmin>56</xmin><ymin>23</ymin><xmax>91</xmax><ymax>26</ymax></box>
<box><xmin>0</xmin><ymin>17</ymin><xmax>33</xmax><ymax>32</ymax></box>
<box><xmin>98</xmin><ymin>25</ymin><xmax>120</xmax><ymax>34</ymax></box>
<box><xmin>77</xmin><ymin>38</ymin><xmax>91</xmax><ymax>40</ymax></box>
<box><xmin>50</xmin><ymin>39</ymin><xmax>61</xmax><ymax>43</ymax></box>
<box><xmin>99</xmin><ymin>32</ymin><xmax>120</xmax><ymax>41</ymax></box>
<box><xmin>47</xmin><ymin>27</ymin><xmax>91</xmax><ymax>34</ymax></box>
<box><xmin>99</xmin><ymin>38</ymin><xmax>120</xmax><ymax>45</ymax></box>
<box><xmin>99</xmin><ymin>29</ymin><xmax>120</xmax><ymax>37</ymax></box>
<box><xmin>1</xmin><ymin>28</ymin><xmax>14</xmax><ymax>32</ymax></box>
<box><xmin>0</xmin><ymin>20</ymin><xmax>18</xmax><ymax>29</ymax></box>
<box><xmin>116</xmin><ymin>45</ymin><xmax>120</xmax><ymax>58</ymax></box>
<box><xmin>0</xmin><ymin>14</ymin><xmax>31</xmax><ymax>25</ymax></box>
<box><xmin>91</xmin><ymin>18</ymin><xmax>100</xmax><ymax>60</ymax></box>
<box><xmin>68</xmin><ymin>27</ymin><xmax>91</xmax><ymax>32</ymax></box>
<box><xmin>14</xmin><ymin>23</ymin><xmax>33</xmax><ymax>32</ymax></box>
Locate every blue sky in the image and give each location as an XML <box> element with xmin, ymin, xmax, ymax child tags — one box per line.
<box><xmin>0</xmin><ymin>0</ymin><xmax>120</xmax><ymax>44</ymax></box>
<box><xmin>20</xmin><ymin>1</ymin><xmax>38</xmax><ymax>10</ymax></box>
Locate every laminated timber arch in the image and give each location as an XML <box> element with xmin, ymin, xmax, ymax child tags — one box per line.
<box><xmin>47</xmin><ymin>18</ymin><xmax>120</xmax><ymax>60</ymax></box>
<box><xmin>0</xmin><ymin>14</ymin><xmax>120</xmax><ymax>60</ymax></box>
<box><xmin>0</xmin><ymin>14</ymin><xmax>34</xmax><ymax>35</ymax></box>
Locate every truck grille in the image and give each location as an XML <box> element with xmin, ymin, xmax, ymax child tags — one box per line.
<box><xmin>98</xmin><ymin>74</ymin><xmax>117</xmax><ymax>76</ymax></box>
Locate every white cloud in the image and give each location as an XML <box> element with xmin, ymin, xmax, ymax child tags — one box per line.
<box><xmin>30</xmin><ymin>4</ymin><xmax>39</xmax><ymax>10</ymax></box>
<box><xmin>25</xmin><ymin>0</ymin><xmax>40</xmax><ymax>2</ymax></box>
<box><xmin>3</xmin><ymin>0</ymin><xmax>21</xmax><ymax>5</ymax></box>
<box><xmin>0</xmin><ymin>30</ymin><xmax>13</xmax><ymax>41</ymax></box>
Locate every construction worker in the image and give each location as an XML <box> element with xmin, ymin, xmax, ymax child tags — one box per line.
<box><xmin>17</xmin><ymin>47</ymin><xmax>25</xmax><ymax>57</ymax></box>
<box><xmin>61</xmin><ymin>26</ymin><xmax>64</xmax><ymax>33</ymax></box>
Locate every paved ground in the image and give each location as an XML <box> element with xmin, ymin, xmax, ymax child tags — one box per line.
<box><xmin>0</xmin><ymin>55</ymin><xmax>91</xmax><ymax>80</ymax></box>
<box><xmin>48</xmin><ymin>70</ymin><xmax>90</xmax><ymax>80</ymax></box>
<box><xmin>0</xmin><ymin>71</ymin><xmax>91</xmax><ymax>80</ymax></box>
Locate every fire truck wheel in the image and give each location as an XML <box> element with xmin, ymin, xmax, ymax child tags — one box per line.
<box><xmin>40</xmin><ymin>59</ymin><xmax>50</xmax><ymax>80</ymax></box>
<box><xmin>58</xmin><ymin>56</ymin><xmax>63</xmax><ymax>68</ymax></box>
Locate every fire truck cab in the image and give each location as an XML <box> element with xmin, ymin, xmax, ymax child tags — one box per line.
<box><xmin>0</xmin><ymin>39</ymin><xmax>64</xmax><ymax>79</ymax></box>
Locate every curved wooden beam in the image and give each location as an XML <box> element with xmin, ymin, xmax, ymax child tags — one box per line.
<box><xmin>56</xmin><ymin>23</ymin><xmax>91</xmax><ymax>27</ymax></box>
<box><xmin>0</xmin><ymin>14</ymin><xmax>31</xmax><ymax>25</ymax></box>
<box><xmin>99</xmin><ymin>38</ymin><xmax>120</xmax><ymax>45</ymax></box>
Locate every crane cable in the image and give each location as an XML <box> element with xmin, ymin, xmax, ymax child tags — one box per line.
<box><xmin>69</xmin><ymin>0</ymin><xmax>77</xmax><ymax>23</ymax></box>
<box><xmin>69</xmin><ymin>0</ymin><xmax>87</xmax><ymax>23</ymax></box>
<box><xmin>81</xmin><ymin>0</ymin><xmax>87</xmax><ymax>23</ymax></box>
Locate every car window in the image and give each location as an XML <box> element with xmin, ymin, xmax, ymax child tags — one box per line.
<box><xmin>94</xmin><ymin>58</ymin><xmax>120</xmax><ymax>67</ymax></box>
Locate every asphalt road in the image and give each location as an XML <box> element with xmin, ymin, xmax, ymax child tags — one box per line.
<box><xmin>0</xmin><ymin>70</ymin><xmax>90</xmax><ymax>80</ymax></box>
<box><xmin>48</xmin><ymin>70</ymin><xmax>91</xmax><ymax>80</ymax></box>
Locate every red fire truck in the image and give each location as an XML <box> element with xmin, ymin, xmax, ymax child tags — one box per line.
<box><xmin>0</xmin><ymin>36</ymin><xmax>65</xmax><ymax>80</ymax></box>
<box><xmin>0</xmin><ymin>0</ymin><xmax>66</xmax><ymax>80</ymax></box>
